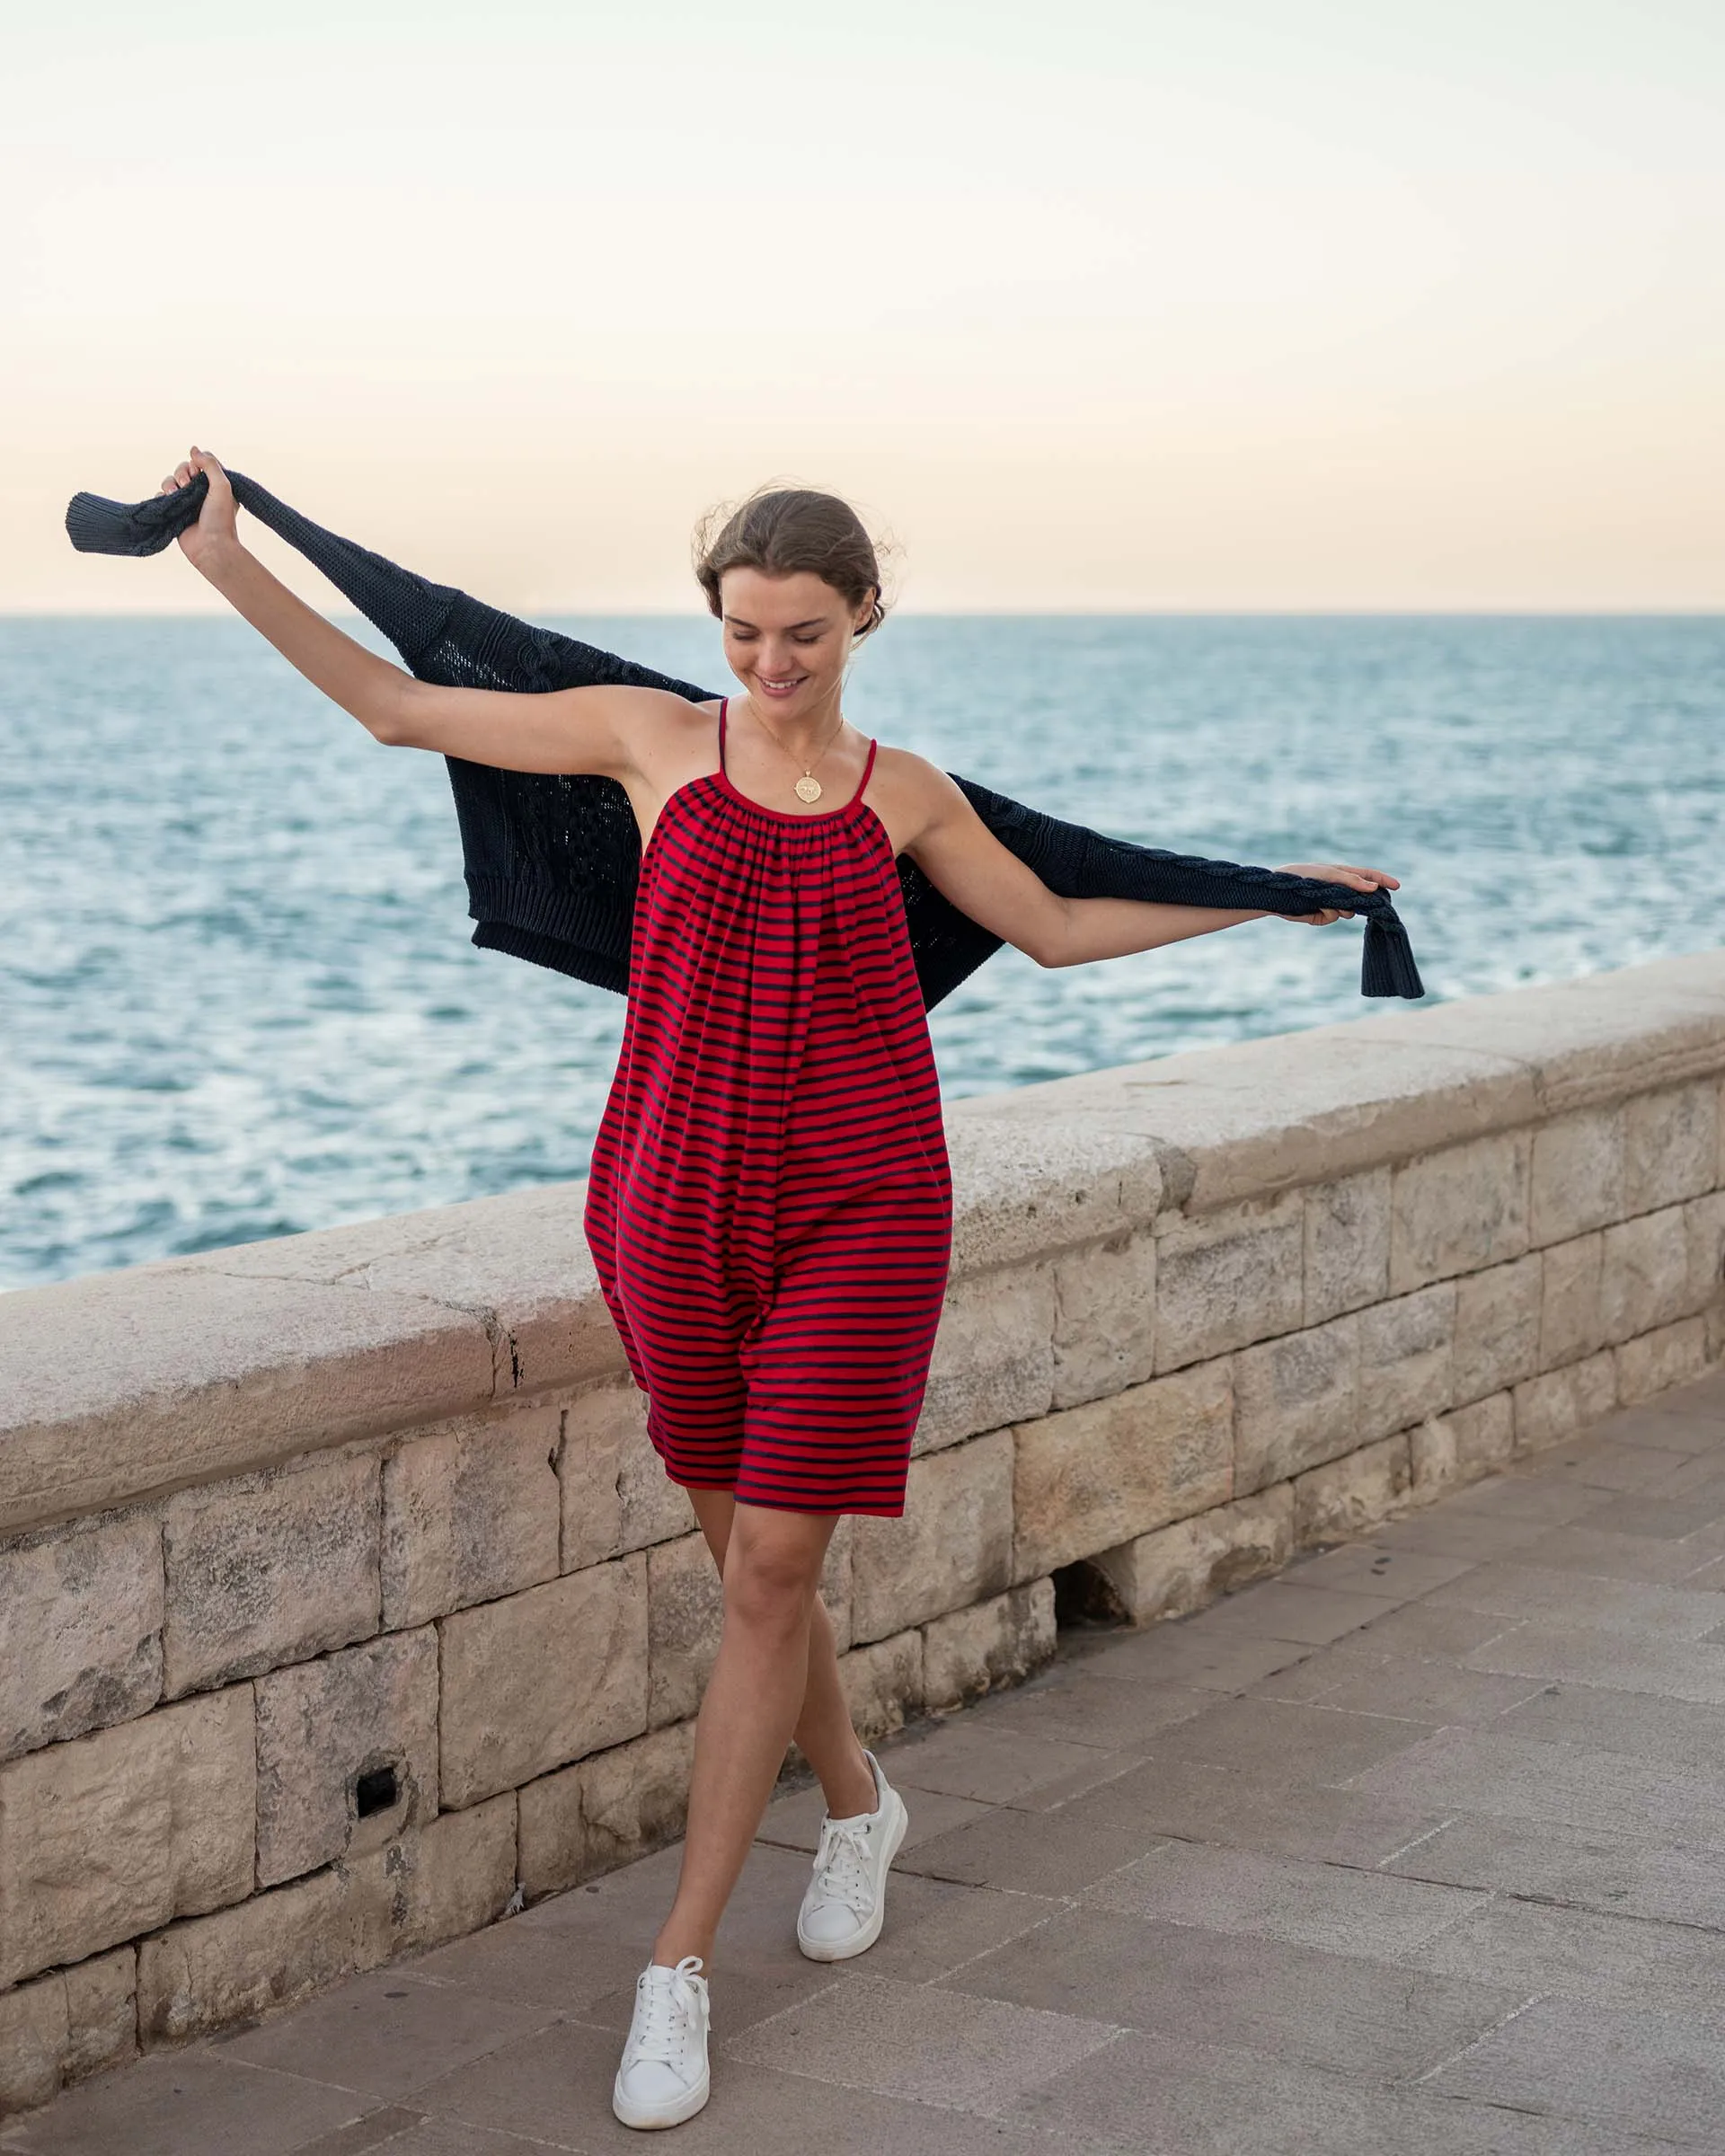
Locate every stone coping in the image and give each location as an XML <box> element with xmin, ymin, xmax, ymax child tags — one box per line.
<box><xmin>4</xmin><ymin>949</ymin><xmax>1723</xmax><ymax>1537</ymax></box>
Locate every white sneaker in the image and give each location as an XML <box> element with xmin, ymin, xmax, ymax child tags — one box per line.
<box><xmin>796</xmin><ymin>1750</ymin><xmax>909</xmax><ymax>1962</ymax></box>
<box><xmin>612</xmin><ymin>1955</ymin><xmax>711</xmax><ymax>2131</ymax></box>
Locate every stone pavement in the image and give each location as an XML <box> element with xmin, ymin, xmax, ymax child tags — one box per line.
<box><xmin>11</xmin><ymin>1374</ymin><xmax>1725</xmax><ymax>2156</ymax></box>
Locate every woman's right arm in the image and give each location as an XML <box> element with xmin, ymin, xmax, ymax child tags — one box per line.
<box><xmin>163</xmin><ymin>447</ymin><xmax>648</xmax><ymax>777</ymax></box>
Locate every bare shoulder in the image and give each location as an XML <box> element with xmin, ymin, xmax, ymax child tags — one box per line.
<box><xmin>597</xmin><ymin>685</ymin><xmax>721</xmax><ymax>782</ymax></box>
<box><xmin>868</xmin><ymin>743</ymin><xmax>967</xmax><ymax>813</ymax></box>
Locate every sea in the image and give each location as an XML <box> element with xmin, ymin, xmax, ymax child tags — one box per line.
<box><xmin>3</xmin><ymin>614</ymin><xmax>1721</xmax><ymax>1294</ymax></box>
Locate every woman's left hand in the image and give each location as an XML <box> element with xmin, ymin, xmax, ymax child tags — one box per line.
<box><xmin>1274</xmin><ymin>862</ymin><xmax>1401</xmax><ymax>926</ymax></box>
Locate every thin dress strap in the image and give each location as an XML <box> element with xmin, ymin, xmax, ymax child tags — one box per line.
<box><xmin>850</xmin><ymin>737</ymin><xmax>879</xmax><ymax>805</ymax></box>
<box><xmin>718</xmin><ymin>696</ymin><xmax>730</xmax><ymax>772</ymax></box>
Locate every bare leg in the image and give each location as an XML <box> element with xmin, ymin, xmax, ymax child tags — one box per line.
<box><xmin>690</xmin><ymin>1490</ymin><xmax>875</xmax><ymax>1821</ymax></box>
<box><xmin>652</xmin><ymin>1500</ymin><xmax>845</xmax><ymax>1968</ymax></box>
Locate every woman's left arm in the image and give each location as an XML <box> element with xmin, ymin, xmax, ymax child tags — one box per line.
<box><xmin>895</xmin><ymin>761</ymin><xmax>1398</xmax><ymax>968</ymax></box>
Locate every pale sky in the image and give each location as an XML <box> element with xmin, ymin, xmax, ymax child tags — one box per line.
<box><xmin>5</xmin><ymin>0</ymin><xmax>1722</xmax><ymax>611</ymax></box>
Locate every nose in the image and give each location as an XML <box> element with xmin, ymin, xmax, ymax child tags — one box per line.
<box><xmin>756</xmin><ymin>641</ymin><xmax>801</xmax><ymax>678</ymax></box>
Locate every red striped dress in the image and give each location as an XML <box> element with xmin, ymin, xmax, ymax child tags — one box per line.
<box><xmin>584</xmin><ymin>702</ymin><xmax>952</xmax><ymax>1517</ymax></box>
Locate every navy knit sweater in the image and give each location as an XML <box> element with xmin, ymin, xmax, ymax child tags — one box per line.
<box><xmin>66</xmin><ymin>471</ymin><xmax>1424</xmax><ymax>1008</ymax></box>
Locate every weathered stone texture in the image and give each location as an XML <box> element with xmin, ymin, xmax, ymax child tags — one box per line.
<box><xmin>1514</xmin><ymin>1351</ymin><xmax>1617</xmax><ymax>1454</ymax></box>
<box><xmin>1540</xmin><ymin>1233</ymin><xmax>1606</xmax><ymax>1369</ymax></box>
<box><xmin>438</xmin><ymin>1554</ymin><xmax>648</xmax><ymax>1807</ymax></box>
<box><xmin>1293</xmin><ymin>1432</ymin><xmax>1411</xmax><ymax>1546</ymax></box>
<box><xmin>1599</xmin><ymin>1206</ymin><xmax>1693</xmax><ymax>1345</ymax></box>
<box><xmin>1013</xmin><ymin>1362</ymin><xmax>1234</xmax><ymax>1580</ymax></box>
<box><xmin>922</xmin><ymin>1580</ymin><xmax>1057</xmax><ymax>1711</ymax></box>
<box><xmin>1530</xmin><ymin>1108</ymin><xmax>1625</xmax><ymax>1246</ymax></box>
<box><xmin>0</xmin><ymin>1948</ymin><xmax>135</xmax><ymax>2111</ymax></box>
<box><xmin>518</xmin><ymin>1721</ymin><xmax>695</xmax><ymax>1899</ymax></box>
<box><xmin>1357</xmin><ymin>1284</ymin><xmax>1455</xmax><ymax>1441</ymax></box>
<box><xmin>558</xmin><ymin>1378</ymin><xmax>694</xmax><ymax>1571</ymax></box>
<box><xmin>1091</xmin><ymin>1485</ymin><xmax>1295</xmax><ymax>1626</ymax></box>
<box><xmin>1685</xmin><ymin>1192</ymin><xmax>1725</xmax><ymax>1315</ymax></box>
<box><xmin>853</xmin><ymin>1432</ymin><xmax>1013</xmax><ymax>1641</ymax></box>
<box><xmin>1411</xmin><ymin>1392</ymin><xmax>1516</xmax><ymax>1494</ymax></box>
<box><xmin>163</xmin><ymin>1453</ymin><xmax>379</xmax><ymax>1696</ymax></box>
<box><xmin>254</xmin><ymin>1628</ymin><xmax>439</xmax><ymax>1887</ymax></box>
<box><xmin>1625</xmin><ymin>1082</ymin><xmax>1719</xmax><ymax>1216</ymax></box>
<box><xmin>837</xmin><ymin>1628</ymin><xmax>924</xmax><ymax>1745</ymax></box>
<box><xmin>381</xmin><ymin>1411</ymin><xmax>559</xmax><ymax>1628</ymax></box>
<box><xmin>1390</xmin><ymin>1130</ymin><xmax>1531</xmax><ymax>1293</ymax></box>
<box><xmin>0</xmin><ymin>1966</ymin><xmax>71</xmax><ymax>2116</ymax></box>
<box><xmin>647</xmin><ymin>1532</ymin><xmax>724</xmax><ymax>1730</ymax></box>
<box><xmin>1234</xmin><ymin>1317</ymin><xmax>1358</xmax><ymax>1493</ymax></box>
<box><xmin>136</xmin><ymin>1798</ymin><xmax>515</xmax><ymax>2045</ymax></box>
<box><xmin>1451</xmin><ymin>1253</ymin><xmax>1542</xmax><ymax>1406</ymax></box>
<box><xmin>0</xmin><ymin>1687</ymin><xmax>253</xmax><ymax>1988</ymax></box>
<box><xmin>915</xmin><ymin>1264</ymin><xmax>1054</xmax><ymax>1454</ymax></box>
<box><xmin>1154</xmin><ymin>1194</ymin><xmax>1303</xmax><ymax>1371</ymax></box>
<box><xmin>1616</xmin><ymin>1317</ymin><xmax>1711</xmax><ymax>1406</ymax></box>
<box><xmin>0</xmin><ymin>1512</ymin><xmax>163</xmax><ymax>1762</ymax></box>
<box><xmin>1050</xmin><ymin>1232</ymin><xmax>1154</xmax><ymax>1409</ymax></box>
<box><xmin>1304</xmin><ymin>1169</ymin><xmax>1392</xmax><ymax>1325</ymax></box>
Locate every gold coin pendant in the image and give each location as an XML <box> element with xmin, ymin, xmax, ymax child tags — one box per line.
<box><xmin>793</xmin><ymin>775</ymin><xmax>824</xmax><ymax>803</ymax></box>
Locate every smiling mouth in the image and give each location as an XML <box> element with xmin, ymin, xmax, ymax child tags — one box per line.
<box><xmin>757</xmin><ymin>676</ymin><xmax>806</xmax><ymax>694</ymax></box>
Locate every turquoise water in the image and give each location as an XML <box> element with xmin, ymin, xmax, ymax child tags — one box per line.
<box><xmin>3</xmin><ymin>614</ymin><xmax>1721</xmax><ymax>1292</ymax></box>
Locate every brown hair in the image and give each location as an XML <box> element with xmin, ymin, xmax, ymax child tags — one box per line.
<box><xmin>694</xmin><ymin>486</ymin><xmax>888</xmax><ymax>637</ymax></box>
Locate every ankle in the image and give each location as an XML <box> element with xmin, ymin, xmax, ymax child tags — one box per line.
<box><xmin>821</xmin><ymin>1750</ymin><xmax>879</xmax><ymax>1820</ymax></box>
<box><xmin>652</xmin><ymin>1931</ymin><xmax>714</xmax><ymax>1971</ymax></box>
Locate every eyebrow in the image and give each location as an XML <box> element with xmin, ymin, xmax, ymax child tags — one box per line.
<box><xmin>723</xmin><ymin>615</ymin><xmax>832</xmax><ymax>632</ymax></box>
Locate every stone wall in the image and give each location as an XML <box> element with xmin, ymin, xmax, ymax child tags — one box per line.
<box><xmin>4</xmin><ymin>950</ymin><xmax>1725</xmax><ymax>2110</ymax></box>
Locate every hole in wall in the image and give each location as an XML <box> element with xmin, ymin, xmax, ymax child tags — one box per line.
<box><xmin>354</xmin><ymin>1764</ymin><xmax>400</xmax><ymax>1818</ymax></box>
<box><xmin>1050</xmin><ymin>1560</ymin><xmax>1130</xmax><ymax>1633</ymax></box>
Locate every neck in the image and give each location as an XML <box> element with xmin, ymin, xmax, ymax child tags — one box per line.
<box><xmin>744</xmin><ymin>682</ymin><xmax>845</xmax><ymax>750</ymax></box>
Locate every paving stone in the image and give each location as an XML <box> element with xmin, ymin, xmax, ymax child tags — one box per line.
<box><xmin>1425</xmin><ymin>1559</ymin><xmax>1725</xmax><ymax>1638</ymax></box>
<box><xmin>976</xmin><ymin>1665</ymin><xmax>1215</xmax><ymax>1751</ymax></box>
<box><xmin>1441</xmin><ymin>1472</ymin><xmax>1610</xmax><ymax>1525</ymax></box>
<box><xmin>755</xmin><ymin>1776</ymin><xmax>990</xmax><ymax>1858</ymax></box>
<box><xmin>944</xmin><ymin>1904</ymin><xmax>1524</xmax><ymax>2078</ymax></box>
<box><xmin>1384</xmin><ymin>1812</ymin><xmax>1725</xmax><ymax>1931</ymax></box>
<box><xmin>892</xmin><ymin>1790</ymin><xmax>1171</xmax><ymax>1897</ymax></box>
<box><xmin>1066</xmin><ymin>1622</ymin><xmax>1318</xmax><ymax>1693</ymax></box>
<box><xmin>1535</xmin><ymin>1436</ymin><xmax>1697</xmax><ymax>1491</ymax></box>
<box><xmin>726</xmin><ymin>1969</ymin><xmax>1119</xmax><ymax>2112</ymax></box>
<box><xmin>1283</xmin><ymin>1541</ymin><xmax>1477</xmax><ymax>1601</ymax></box>
<box><xmin>404</xmin><ymin>1908</ymin><xmax>646</xmax><ymax>2019</ymax></box>
<box><xmin>1279</xmin><ymin>1650</ymin><xmax>1546</xmax><ymax>1727</ymax></box>
<box><xmin>1083</xmin><ymin>1840</ymin><xmax>1482</xmax><ymax>1957</ymax></box>
<box><xmin>1352</xmin><ymin>1725</ymin><xmax>1725</xmax><ymax>1848</ymax></box>
<box><xmin>1366</xmin><ymin>1508</ymin><xmax>1555</xmax><ymax>1562</ymax></box>
<box><xmin>1497</xmin><ymin>1677</ymin><xmax>1725</xmax><ymax>1774</ymax></box>
<box><xmin>1184</xmin><ymin>1578</ymin><xmax>1403</xmax><ymax>1646</ymax></box>
<box><xmin>1583</xmin><ymin>1479</ymin><xmax>1725</xmax><ymax>1539</ymax></box>
<box><xmin>1464</xmin><ymin>1617</ymin><xmax>1725</xmax><ymax>1706</ymax></box>
<box><xmin>1403</xmin><ymin>1895</ymin><xmax>1725</xmax><ymax>2015</ymax></box>
<box><xmin>1512</xmin><ymin>1517</ymin><xmax>1725</xmax><ymax>1585</ymax></box>
<box><xmin>848</xmin><ymin>1881</ymin><xmax>1070</xmax><ymax>1984</ymax></box>
<box><xmin>217</xmin><ymin>1969</ymin><xmax>553</xmax><ymax>2102</ymax></box>
<box><xmin>1427</xmin><ymin>1993</ymin><xmax>1725</xmax><ymax>2145</ymax></box>
<box><xmin>877</xmin><ymin>1717</ymin><xmax>1115</xmax><ymax>1807</ymax></box>
<box><xmin>0</xmin><ymin>2050</ymin><xmax>367</xmax><ymax>2156</ymax></box>
<box><xmin>1135</xmin><ymin>1693</ymin><xmax>1437</xmax><ymax>1786</ymax></box>
<box><xmin>294</xmin><ymin>2117</ymin><xmax>545</xmax><ymax>2156</ymax></box>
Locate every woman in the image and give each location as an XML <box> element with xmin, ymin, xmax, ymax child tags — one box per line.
<box><xmin>156</xmin><ymin>446</ymin><xmax>1396</xmax><ymax>2132</ymax></box>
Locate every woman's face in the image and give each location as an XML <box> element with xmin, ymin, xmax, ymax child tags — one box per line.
<box><xmin>719</xmin><ymin>568</ymin><xmax>873</xmax><ymax>718</ymax></box>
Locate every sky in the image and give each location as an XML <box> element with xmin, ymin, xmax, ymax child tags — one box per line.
<box><xmin>4</xmin><ymin>0</ymin><xmax>1722</xmax><ymax>612</ymax></box>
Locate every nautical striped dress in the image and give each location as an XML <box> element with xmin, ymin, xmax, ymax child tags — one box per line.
<box><xmin>583</xmin><ymin>702</ymin><xmax>952</xmax><ymax>1517</ymax></box>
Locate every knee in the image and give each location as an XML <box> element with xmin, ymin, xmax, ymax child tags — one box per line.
<box><xmin>724</xmin><ymin>1542</ymin><xmax>820</xmax><ymax>1635</ymax></box>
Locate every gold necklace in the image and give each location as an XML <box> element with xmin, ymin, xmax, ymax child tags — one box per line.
<box><xmin>749</xmin><ymin>703</ymin><xmax>847</xmax><ymax>803</ymax></box>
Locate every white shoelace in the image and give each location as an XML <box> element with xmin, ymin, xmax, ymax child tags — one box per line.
<box><xmin>625</xmin><ymin>1956</ymin><xmax>704</xmax><ymax>2069</ymax></box>
<box><xmin>809</xmin><ymin>1816</ymin><xmax>877</xmax><ymax>1915</ymax></box>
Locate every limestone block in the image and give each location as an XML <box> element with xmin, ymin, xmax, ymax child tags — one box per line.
<box><xmin>1357</xmin><ymin>1284</ymin><xmax>1456</xmax><ymax>1441</ymax></box>
<box><xmin>1452</xmin><ymin>1253</ymin><xmax>1543</xmax><ymax>1405</ymax></box>
<box><xmin>1685</xmin><ymin>1192</ymin><xmax>1725</xmax><ymax>1315</ymax></box>
<box><xmin>1529</xmin><ymin>1107</ymin><xmax>1626</xmax><ymax>1247</ymax></box>
<box><xmin>922</xmin><ymin>1580</ymin><xmax>1057</xmax><ymax>1712</ymax></box>
<box><xmin>1233</xmin><ymin>1317</ymin><xmax>1358</xmax><ymax>1494</ymax></box>
<box><xmin>914</xmin><ymin>1263</ymin><xmax>1054</xmax><ymax>1454</ymax></box>
<box><xmin>1616</xmin><ymin>1318</ymin><xmax>1711</xmax><ymax>1407</ymax></box>
<box><xmin>558</xmin><ymin>1378</ymin><xmax>694</xmax><ymax>1570</ymax></box>
<box><xmin>1599</xmin><ymin>1206</ymin><xmax>1693</xmax><ymax>1345</ymax></box>
<box><xmin>381</xmin><ymin>1409</ymin><xmax>560</xmax><ymax>1629</ymax></box>
<box><xmin>438</xmin><ymin>1554</ymin><xmax>648</xmax><ymax>1807</ymax></box>
<box><xmin>1513</xmin><ymin>1351</ymin><xmax>1617</xmax><ymax>1454</ymax></box>
<box><xmin>852</xmin><ymin>1431</ymin><xmax>1013</xmax><ymax>1641</ymax></box>
<box><xmin>1410</xmin><ymin>1393</ymin><xmax>1515</xmax><ymax>1495</ymax></box>
<box><xmin>163</xmin><ymin>1452</ymin><xmax>380</xmax><ymax>1697</ymax></box>
<box><xmin>819</xmin><ymin>1516</ymin><xmax>854</xmax><ymax>1655</ymax></box>
<box><xmin>1540</xmin><ymin>1233</ymin><xmax>1606</xmax><ymax>1369</ymax></box>
<box><xmin>0</xmin><ymin>1511</ymin><xmax>163</xmax><ymax>1762</ymax></box>
<box><xmin>1154</xmin><ymin>1194</ymin><xmax>1304</xmax><ymax>1371</ymax></box>
<box><xmin>1303</xmin><ymin>1169</ymin><xmax>1392</xmax><ymax>1326</ymax></box>
<box><xmin>0</xmin><ymin>1687</ymin><xmax>253</xmax><ymax>1988</ymax></box>
<box><xmin>60</xmin><ymin>1947</ymin><xmax>138</xmax><ymax>2085</ymax></box>
<box><xmin>942</xmin><ymin>1109</ymin><xmax>1164</xmax><ymax>1279</ymax></box>
<box><xmin>1050</xmin><ymin>1231</ymin><xmax>1155</xmax><ymax>1409</ymax></box>
<box><xmin>394</xmin><ymin>1794</ymin><xmax>518</xmax><ymax>1953</ymax></box>
<box><xmin>1013</xmin><ymin>1361</ymin><xmax>1234</xmax><ymax>1581</ymax></box>
<box><xmin>1089</xmin><ymin>1485</ymin><xmax>1295</xmax><ymax>1626</ymax></box>
<box><xmin>254</xmin><ymin>1628</ymin><xmax>439</xmax><ymax>1888</ymax></box>
<box><xmin>1625</xmin><ymin>1082</ymin><xmax>1720</xmax><ymax>1216</ymax></box>
<box><xmin>1390</xmin><ymin>1131</ymin><xmax>1532</xmax><ymax>1294</ymax></box>
<box><xmin>0</xmin><ymin>1966</ymin><xmax>66</xmax><ymax>2115</ymax></box>
<box><xmin>647</xmin><ymin>1532</ymin><xmax>724</xmax><ymax>1729</ymax></box>
<box><xmin>837</xmin><ymin>1627</ymin><xmax>924</xmax><ymax>1745</ymax></box>
<box><xmin>0</xmin><ymin>1950</ymin><xmax>135</xmax><ymax>2110</ymax></box>
<box><xmin>1293</xmin><ymin>1433</ymin><xmax>1411</xmax><ymax>1547</ymax></box>
<box><xmin>518</xmin><ymin>1721</ymin><xmax>696</xmax><ymax>1899</ymax></box>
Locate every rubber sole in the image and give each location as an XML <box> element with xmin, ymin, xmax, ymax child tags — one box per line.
<box><xmin>611</xmin><ymin>2066</ymin><xmax>712</xmax><ymax>2131</ymax></box>
<box><xmin>795</xmin><ymin>1787</ymin><xmax>910</xmax><ymax>1962</ymax></box>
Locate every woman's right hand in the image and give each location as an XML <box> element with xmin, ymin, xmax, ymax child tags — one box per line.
<box><xmin>158</xmin><ymin>446</ymin><xmax>238</xmax><ymax>570</ymax></box>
